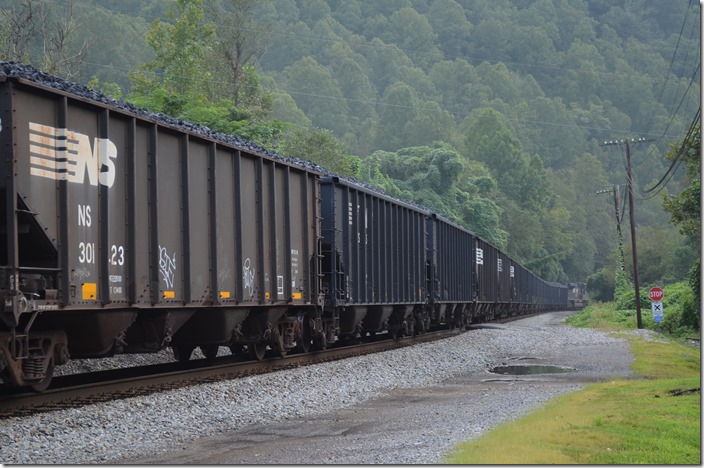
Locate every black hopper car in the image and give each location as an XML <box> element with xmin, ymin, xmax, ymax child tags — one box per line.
<box><xmin>0</xmin><ymin>63</ymin><xmax>586</xmax><ymax>391</ymax></box>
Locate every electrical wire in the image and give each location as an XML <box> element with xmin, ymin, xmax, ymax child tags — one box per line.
<box><xmin>635</xmin><ymin>61</ymin><xmax>700</xmax><ymax>168</ymax></box>
<box><xmin>641</xmin><ymin>107</ymin><xmax>700</xmax><ymax>199</ymax></box>
<box><xmin>641</xmin><ymin>0</ymin><xmax>694</xmax><ymax>137</ymax></box>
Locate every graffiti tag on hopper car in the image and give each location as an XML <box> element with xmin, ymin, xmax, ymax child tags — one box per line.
<box><xmin>158</xmin><ymin>246</ymin><xmax>177</xmax><ymax>289</ymax></box>
<box><xmin>243</xmin><ymin>258</ymin><xmax>255</xmax><ymax>297</ymax></box>
<box><xmin>28</xmin><ymin>122</ymin><xmax>117</xmax><ymax>188</ymax></box>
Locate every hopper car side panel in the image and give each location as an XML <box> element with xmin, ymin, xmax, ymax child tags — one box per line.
<box><xmin>473</xmin><ymin>237</ymin><xmax>499</xmax><ymax>320</ymax></box>
<box><xmin>320</xmin><ymin>176</ymin><xmax>426</xmax><ymax>338</ymax></box>
<box><xmin>427</xmin><ymin>215</ymin><xmax>475</xmax><ymax>329</ymax></box>
<box><xmin>4</xmin><ymin>86</ymin><xmax>142</xmax><ymax>358</ymax></box>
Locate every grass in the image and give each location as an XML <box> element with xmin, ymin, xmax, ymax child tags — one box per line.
<box><xmin>444</xmin><ymin>304</ymin><xmax>701</xmax><ymax>464</ymax></box>
<box><xmin>564</xmin><ymin>301</ymin><xmax>635</xmax><ymax>330</ymax></box>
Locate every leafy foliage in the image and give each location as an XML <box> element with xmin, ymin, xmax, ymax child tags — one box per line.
<box><xmin>134</xmin><ymin>0</ymin><xmax>216</xmax><ymax>101</ymax></box>
<box><xmin>280</xmin><ymin>128</ymin><xmax>359</xmax><ymax>177</ymax></box>
<box><xmin>662</xmin><ymin>123</ymin><xmax>700</xmax><ymax>240</ymax></box>
<box><xmin>125</xmin><ymin>0</ymin><xmax>283</xmax><ymax>147</ymax></box>
<box><xmin>586</xmin><ymin>267</ymin><xmax>615</xmax><ymax>303</ymax></box>
<box><xmin>661</xmin><ymin>122</ymin><xmax>701</xmax><ymax>330</ymax></box>
<box><xmin>358</xmin><ymin>145</ymin><xmax>508</xmax><ymax>248</ymax></box>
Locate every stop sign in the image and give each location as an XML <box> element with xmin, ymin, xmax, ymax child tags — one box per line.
<box><xmin>649</xmin><ymin>287</ymin><xmax>664</xmax><ymax>301</ymax></box>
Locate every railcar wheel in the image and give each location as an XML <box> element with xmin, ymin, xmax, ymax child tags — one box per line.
<box><xmin>272</xmin><ymin>329</ymin><xmax>288</xmax><ymax>358</ymax></box>
<box><xmin>200</xmin><ymin>345</ymin><xmax>219</xmax><ymax>360</ymax></box>
<box><xmin>30</xmin><ymin>358</ymin><xmax>54</xmax><ymax>393</ymax></box>
<box><xmin>249</xmin><ymin>342</ymin><xmax>267</xmax><ymax>361</ymax></box>
<box><xmin>172</xmin><ymin>344</ymin><xmax>195</xmax><ymax>362</ymax></box>
<box><xmin>275</xmin><ymin>333</ymin><xmax>288</xmax><ymax>358</ymax></box>
<box><xmin>314</xmin><ymin>331</ymin><xmax>327</xmax><ymax>351</ymax></box>
<box><xmin>296</xmin><ymin>317</ymin><xmax>312</xmax><ymax>354</ymax></box>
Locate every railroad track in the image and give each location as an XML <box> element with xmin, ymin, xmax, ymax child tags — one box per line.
<box><xmin>0</xmin><ymin>328</ymin><xmax>462</xmax><ymax>419</ymax></box>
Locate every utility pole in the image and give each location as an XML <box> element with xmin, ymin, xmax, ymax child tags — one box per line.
<box><xmin>596</xmin><ymin>185</ymin><xmax>625</xmax><ymax>272</ymax></box>
<box><xmin>601</xmin><ymin>138</ymin><xmax>651</xmax><ymax>329</ymax></box>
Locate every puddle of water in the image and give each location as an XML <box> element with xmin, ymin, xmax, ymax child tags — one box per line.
<box><xmin>490</xmin><ymin>365</ymin><xmax>574</xmax><ymax>375</ymax></box>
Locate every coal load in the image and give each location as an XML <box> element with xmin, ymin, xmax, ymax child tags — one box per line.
<box><xmin>0</xmin><ymin>61</ymin><xmax>419</xmax><ymax>207</ymax></box>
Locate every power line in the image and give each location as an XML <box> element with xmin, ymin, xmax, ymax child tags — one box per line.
<box><xmin>641</xmin><ymin>108</ymin><xmax>700</xmax><ymax>199</ymax></box>
<box><xmin>670</xmin><ymin>0</ymin><xmax>700</xmax><ymax>112</ymax></box>
<box><xmin>641</xmin><ymin>0</ymin><xmax>695</xmax><ymax>137</ymax></box>
<box><xmin>635</xmin><ymin>62</ymin><xmax>701</xmax><ymax>169</ymax></box>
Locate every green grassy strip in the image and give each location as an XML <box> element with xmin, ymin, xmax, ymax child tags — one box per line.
<box><xmin>444</xmin><ymin>306</ymin><xmax>701</xmax><ymax>464</ymax></box>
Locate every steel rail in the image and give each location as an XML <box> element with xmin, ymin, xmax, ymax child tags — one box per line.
<box><xmin>0</xmin><ymin>328</ymin><xmax>462</xmax><ymax>418</ymax></box>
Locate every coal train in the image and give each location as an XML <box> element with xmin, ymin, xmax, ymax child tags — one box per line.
<box><xmin>0</xmin><ymin>63</ymin><xmax>587</xmax><ymax>391</ymax></box>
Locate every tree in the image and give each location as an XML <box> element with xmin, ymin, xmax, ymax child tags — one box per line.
<box><xmin>325</xmin><ymin>57</ymin><xmax>379</xmax><ymax>154</ymax></box>
<box><xmin>86</xmin><ymin>75</ymin><xmax>122</xmax><ymax>99</ymax></box>
<box><xmin>279</xmin><ymin>56</ymin><xmax>351</xmax><ymax>137</ymax></box>
<box><xmin>402</xmin><ymin>100</ymin><xmax>455</xmax><ymax>148</ymax></box>
<box><xmin>280</xmin><ymin>128</ymin><xmax>358</xmax><ymax>177</ymax></box>
<box><xmin>365</xmin><ymin>38</ymin><xmax>414</xmax><ymax>92</ymax></box>
<box><xmin>79</xmin><ymin>6</ymin><xmax>153</xmax><ymax>91</ymax></box>
<box><xmin>206</xmin><ymin>0</ymin><xmax>270</xmax><ymax>106</ymax></box>
<box><xmin>561</xmin><ymin>40</ymin><xmax>606</xmax><ymax>106</ymax></box>
<box><xmin>0</xmin><ymin>0</ymin><xmax>42</xmax><ymax>63</ymax></box>
<box><xmin>40</xmin><ymin>0</ymin><xmax>90</xmax><ymax>80</ymax></box>
<box><xmin>324</xmin><ymin>42</ymin><xmax>378</xmax><ymax>131</ymax></box>
<box><xmin>426</xmin><ymin>0</ymin><xmax>472</xmax><ymax>58</ymax></box>
<box><xmin>358</xmin><ymin>144</ymin><xmax>507</xmax><ymax>248</ymax></box>
<box><xmin>269</xmin><ymin>91</ymin><xmax>312</xmax><ymax>130</ymax></box>
<box><xmin>297</xmin><ymin>0</ymin><xmax>331</xmax><ymax>25</ymax></box>
<box><xmin>463</xmin><ymin>108</ymin><xmax>549</xmax><ymax>211</ymax></box>
<box><xmin>130</xmin><ymin>0</ymin><xmax>215</xmax><ymax>109</ymax></box>
<box><xmin>551</xmin><ymin>153</ymin><xmax>612</xmax><ymax>281</ymax></box>
<box><xmin>127</xmin><ymin>0</ymin><xmax>282</xmax><ymax>147</ymax></box>
<box><xmin>330</xmin><ymin>0</ymin><xmax>363</xmax><ymax>32</ymax></box>
<box><xmin>384</xmin><ymin>7</ymin><xmax>441</xmax><ymax>68</ymax></box>
<box><xmin>0</xmin><ymin>0</ymin><xmax>89</xmax><ymax>80</ymax></box>
<box><xmin>468</xmin><ymin>16</ymin><xmax>513</xmax><ymax>63</ymax></box>
<box><xmin>259</xmin><ymin>20</ymin><xmax>312</xmax><ymax>70</ymax></box>
<box><xmin>428</xmin><ymin>59</ymin><xmax>480</xmax><ymax>115</ymax></box>
<box><xmin>373</xmin><ymin>82</ymin><xmax>418</xmax><ymax>151</ymax></box>
<box><xmin>661</xmin><ymin>121</ymin><xmax>700</xmax><ymax>329</ymax></box>
<box><xmin>662</xmin><ymin>123</ymin><xmax>701</xmax><ymax>241</ymax></box>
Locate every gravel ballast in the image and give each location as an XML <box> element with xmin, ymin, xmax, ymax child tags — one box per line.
<box><xmin>0</xmin><ymin>312</ymin><xmax>645</xmax><ymax>464</ymax></box>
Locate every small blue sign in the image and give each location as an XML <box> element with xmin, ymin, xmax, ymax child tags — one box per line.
<box><xmin>654</xmin><ymin>314</ymin><xmax>663</xmax><ymax>323</ymax></box>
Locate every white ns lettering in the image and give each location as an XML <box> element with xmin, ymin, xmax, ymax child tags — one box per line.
<box><xmin>28</xmin><ymin>123</ymin><xmax>117</xmax><ymax>188</ymax></box>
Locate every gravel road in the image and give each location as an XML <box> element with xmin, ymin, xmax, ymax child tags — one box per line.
<box><xmin>1</xmin><ymin>311</ymin><xmax>640</xmax><ymax>464</ymax></box>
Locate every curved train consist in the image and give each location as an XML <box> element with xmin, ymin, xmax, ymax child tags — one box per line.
<box><xmin>0</xmin><ymin>63</ymin><xmax>587</xmax><ymax>391</ymax></box>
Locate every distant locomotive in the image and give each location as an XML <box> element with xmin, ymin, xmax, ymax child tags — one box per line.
<box><xmin>567</xmin><ymin>282</ymin><xmax>589</xmax><ymax>309</ymax></box>
<box><xmin>0</xmin><ymin>63</ymin><xmax>585</xmax><ymax>391</ymax></box>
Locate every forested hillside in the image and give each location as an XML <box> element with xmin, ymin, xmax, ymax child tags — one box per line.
<box><xmin>0</xmin><ymin>0</ymin><xmax>699</xmax><ymax>288</ymax></box>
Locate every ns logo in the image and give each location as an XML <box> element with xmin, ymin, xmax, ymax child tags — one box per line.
<box><xmin>28</xmin><ymin>122</ymin><xmax>117</xmax><ymax>188</ymax></box>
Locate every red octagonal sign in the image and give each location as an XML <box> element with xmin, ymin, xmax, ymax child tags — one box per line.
<box><xmin>649</xmin><ymin>287</ymin><xmax>664</xmax><ymax>301</ymax></box>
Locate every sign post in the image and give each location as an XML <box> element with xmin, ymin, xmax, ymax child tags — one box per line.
<box><xmin>649</xmin><ymin>287</ymin><xmax>665</xmax><ymax>333</ymax></box>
